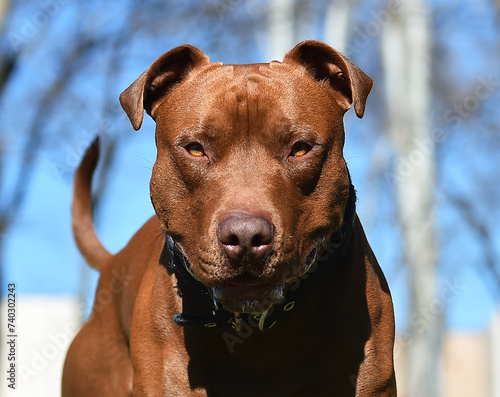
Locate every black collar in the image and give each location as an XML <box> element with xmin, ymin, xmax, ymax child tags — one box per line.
<box><xmin>165</xmin><ymin>183</ymin><xmax>356</xmax><ymax>332</ymax></box>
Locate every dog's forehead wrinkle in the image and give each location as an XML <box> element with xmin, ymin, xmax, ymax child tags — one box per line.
<box><xmin>175</xmin><ymin>124</ymin><xmax>219</xmax><ymax>145</ymax></box>
<box><xmin>167</xmin><ymin>65</ymin><xmax>339</xmax><ymax>152</ymax></box>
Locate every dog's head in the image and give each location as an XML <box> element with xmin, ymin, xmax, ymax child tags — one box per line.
<box><xmin>120</xmin><ymin>41</ymin><xmax>372</xmax><ymax>314</ymax></box>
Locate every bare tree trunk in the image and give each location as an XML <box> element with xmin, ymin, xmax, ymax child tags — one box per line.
<box><xmin>266</xmin><ymin>0</ymin><xmax>295</xmax><ymax>60</ymax></box>
<box><xmin>381</xmin><ymin>1</ymin><xmax>441</xmax><ymax>396</ymax></box>
<box><xmin>324</xmin><ymin>0</ymin><xmax>354</xmax><ymax>54</ymax></box>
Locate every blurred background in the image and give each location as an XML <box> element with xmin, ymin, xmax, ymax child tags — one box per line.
<box><xmin>0</xmin><ymin>0</ymin><xmax>499</xmax><ymax>396</ymax></box>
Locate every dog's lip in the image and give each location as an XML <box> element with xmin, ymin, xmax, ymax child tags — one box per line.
<box><xmin>217</xmin><ymin>274</ymin><xmax>283</xmax><ymax>302</ymax></box>
<box><xmin>225</xmin><ymin>274</ymin><xmax>269</xmax><ymax>287</ymax></box>
<box><xmin>212</xmin><ymin>279</ymin><xmax>285</xmax><ymax>314</ymax></box>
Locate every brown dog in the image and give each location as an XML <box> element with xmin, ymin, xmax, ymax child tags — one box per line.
<box><xmin>62</xmin><ymin>40</ymin><xmax>396</xmax><ymax>396</ymax></box>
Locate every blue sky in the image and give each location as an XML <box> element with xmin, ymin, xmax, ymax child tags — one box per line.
<box><xmin>1</xmin><ymin>0</ymin><xmax>499</xmax><ymax>333</ymax></box>
<box><xmin>4</xmin><ymin>112</ymin><xmax>498</xmax><ymax>331</ymax></box>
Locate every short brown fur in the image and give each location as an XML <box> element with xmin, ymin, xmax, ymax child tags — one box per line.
<box><xmin>63</xmin><ymin>40</ymin><xmax>396</xmax><ymax>396</ymax></box>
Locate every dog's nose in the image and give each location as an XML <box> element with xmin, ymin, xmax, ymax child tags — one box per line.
<box><xmin>217</xmin><ymin>215</ymin><xmax>274</xmax><ymax>263</ymax></box>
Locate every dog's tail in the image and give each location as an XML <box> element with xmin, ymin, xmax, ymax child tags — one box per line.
<box><xmin>72</xmin><ymin>137</ymin><xmax>111</xmax><ymax>271</ymax></box>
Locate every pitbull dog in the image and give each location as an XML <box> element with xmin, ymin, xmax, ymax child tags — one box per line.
<box><xmin>63</xmin><ymin>40</ymin><xmax>396</xmax><ymax>396</ymax></box>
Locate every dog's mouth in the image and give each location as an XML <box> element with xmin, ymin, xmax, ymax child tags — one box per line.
<box><xmin>178</xmin><ymin>237</ymin><xmax>324</xmax><ymax>315</ymax></box>
<box><xmin>209</xmin><ymin>242</ymin><xmax>321</xmax><ymax>314</ymax></box>
<box><xmin>211</xmin><ymin>274</ymin><xmax>285</xmax><ymax>314</ymax></box>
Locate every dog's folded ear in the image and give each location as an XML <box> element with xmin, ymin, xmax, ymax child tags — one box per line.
<box><xmin>120</xmin><ymin>45</ymin><xmax>211</xmax><ymax>130</ymax></box>
<box><xmin>283</xmin><ymin>40</ymin><xmax>372</xmax><ymax>118</ymax></box>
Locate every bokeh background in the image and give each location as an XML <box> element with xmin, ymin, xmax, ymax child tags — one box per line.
<box><xmin>0</xmin><ymin>0</ymin><xmax>499</xmax><ymax>396</ymax></box>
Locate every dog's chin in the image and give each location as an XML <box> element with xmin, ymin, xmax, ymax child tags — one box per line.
<box><xmin>211</xmin><ymin>280</ymin><xmax>285</xmax><ymax>314</ymax></box>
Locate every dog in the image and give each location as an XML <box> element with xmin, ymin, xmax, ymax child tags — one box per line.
<box><xmin>62</xmin><ymin>40</ymin><xmax>396</xmax><ymax>396</ymax></box>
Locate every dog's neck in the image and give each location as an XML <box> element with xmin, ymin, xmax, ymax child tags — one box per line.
<box><xmin>163</xmin><ymin>183</ymin><xmax>357</xmax><ymax>332</ymax></box>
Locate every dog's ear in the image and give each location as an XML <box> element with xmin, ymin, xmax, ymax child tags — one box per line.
<box><xmin>283</xmin><ymin>40</ymin><xmax>372</xmax><ymax>118</ymax></box>
<box><xmin>119</xmin><ymin>45</ymin><xmax>211</xmax><ymax>130</ymax></box>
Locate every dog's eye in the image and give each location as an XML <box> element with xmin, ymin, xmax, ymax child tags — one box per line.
<box><xmin>290</xmin><ymin>142</ymin><xmax>311</xmax><ymax>158</ymax></box>
<box><xmin>185</xmin><ymin>143</ymin><xmax>205</xmax><ymax>157</ymax></box>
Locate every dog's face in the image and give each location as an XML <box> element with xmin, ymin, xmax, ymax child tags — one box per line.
<box><xmin>120</xmin><ymin>41</ymin><xmax>372</xmax><ymax>314</ymax></box>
